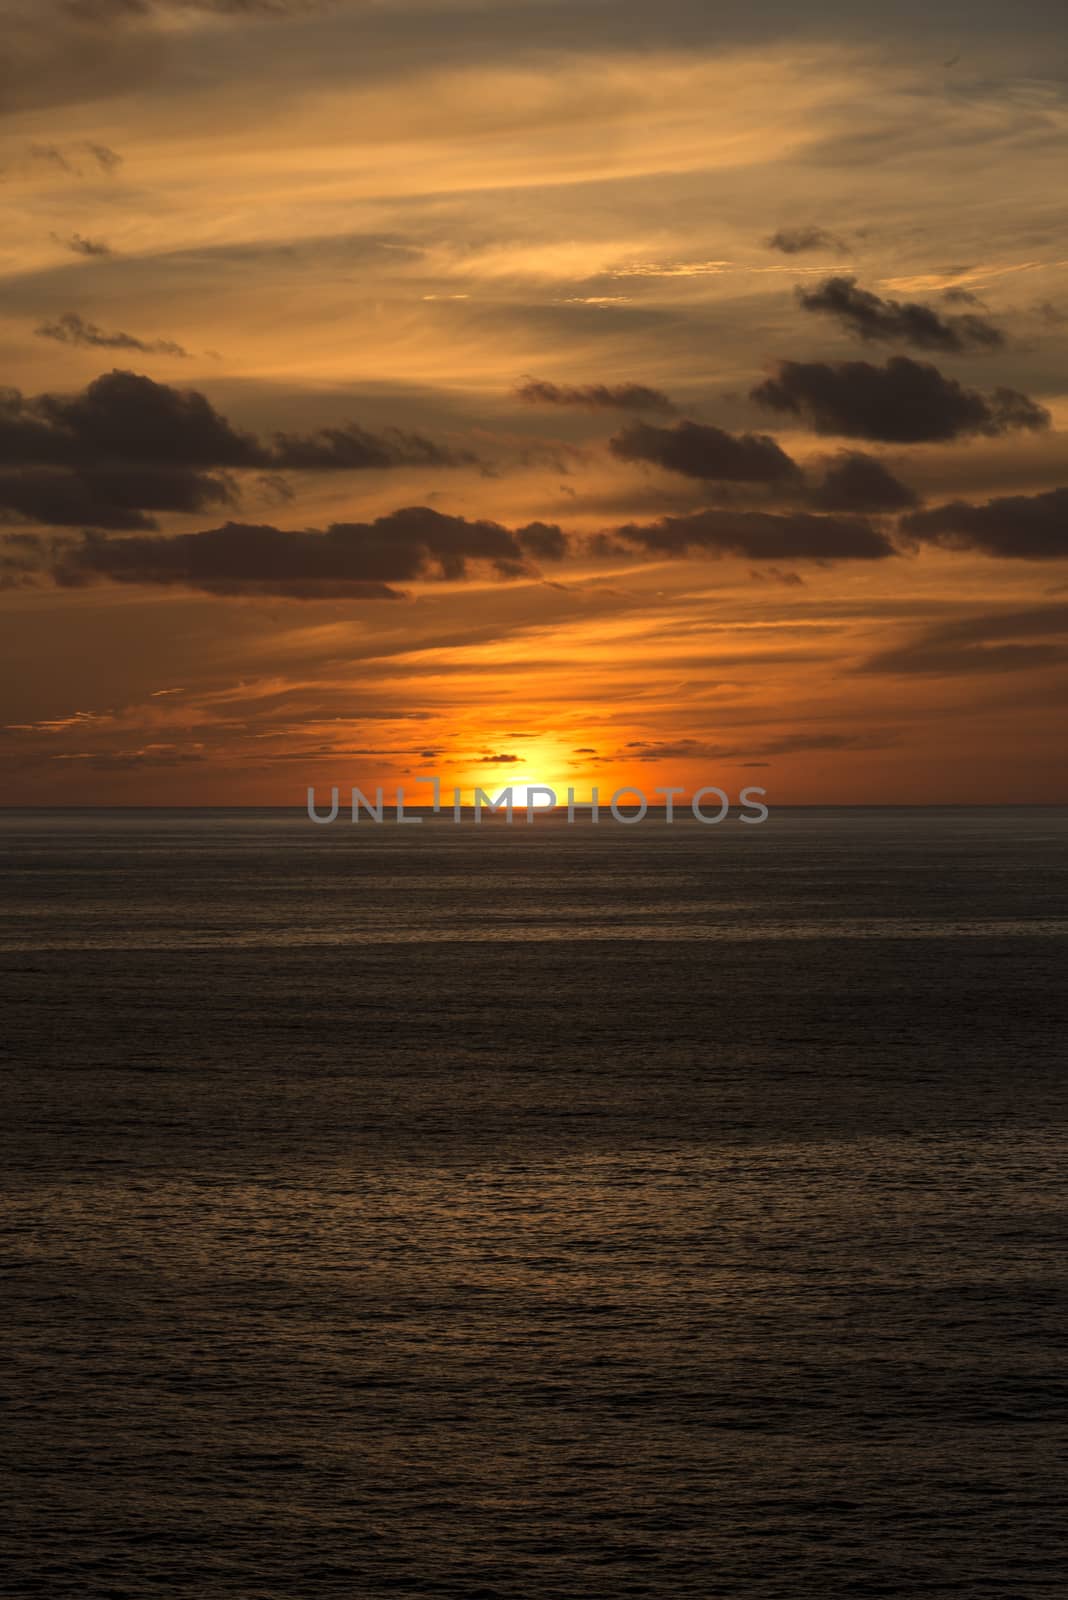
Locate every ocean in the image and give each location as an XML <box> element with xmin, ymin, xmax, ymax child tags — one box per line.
<box><xmin>2</xmin><ymin>806</ymin><xmax>1067</xmax><ymax>1598</ymax></box>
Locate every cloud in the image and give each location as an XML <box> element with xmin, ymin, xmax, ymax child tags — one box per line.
<box><xmin>36</xmin><ymin>312</ymin><xmax>189</xmax><ymax>358</ymax></box>
<box><xmin>748</xmin><ymin>565</ymin><xmax>805</xmax><ymax>586</ymax></box>
<box><xmin>18</xmin><ymin>370</ymin><xmax>264</xmax><ymax>468</ymax></box>
<box><xmin>797</xmin><ymin>276</ymin><xmax>1004</xmax><ymax>353</ymax></box>
<box><xmin>3</xmin><ymin>490</ymin><xmax>897</xmax><ymax>598</ymax></box>
<box><xmin>27</xmin><ymin>144</ymin><xmax>74</xmax><ymax>172</ymax></box>
<box><xmin>516</xmin><ymin>377</ymin><xmax>677</xmax><ymax>415</ymax></box>
<box><xmin>807</xmin><ymin>451</ymin><xmax>919</xmax><ymax>512</ymax></box>
<box><xmin>85</xmin><ymin>141</ymin><xmax>122</xmax><ymax>171</ymax></box>
<box><xmin>515</xmin><ymin>521</ymin><xmax>568</xmax><ymax>561</ymax></box>
<box><xmin>254</xmin><ymin>472</ymin><xmax>295</xmax><ymax>507</ymax></box>
<box><xmin>0</xmin><ymin>371</ymin><xmax>478</xmax><ymax>528</ymax></box>
<box><xmin>902</xmin><ymin>487</ymin><xmax>1068</xmax><ymax>559</ymax></box>
<box><xmin>858</xmin><ymin>604</ymin><xmax>1068</xmax><ymax>675</ymax></box>
<box><xmin>608</xmin><ymin>260</ymin><xmax>730</xmax><ymax>280</ymax></box>
<box><xmin>0</xmin><ymin>464</ymin><xmax>233</xmax><ymax>529</ymax></box>
<box><xmin>624</xmin><ymin>739</ymin><xmax>724</xmax><ymax>760</ymax></box>
<box><xmin>48</xmin><ymin>745</ymin><xmax>208</xmax><ymax>772</ymax></box>
<box><xmin>56</xmin><ymin>233</ymin><xmax>112</xmax><ymax>257</ymax></box>
<box><xmin>0</xmin><ymin>471</ymin><xmax>150</xmax><ymax>530</ymax></box>
<box><xmin>609</xmin><ymin>420</ymin><xmax>800</xmax><ymax>483</ymax></box>
<box><xmin>622</xmin><ymin>731</ymin><xmax>890</xmax><ymax>760</ymax></box>
<box><xmin>28</xmin><ymin>140</ymin><xmax>122</xmax><ymax>174</ymax></box>
<box><xmin>58</xmin><ymin>0</ymin><xmax>149</xmax><ymax>17</ymax></box>
<box><xmin>765</xmin><ymin>226</ymin><xmax>844</xmax><ymax>255</ymax></box>
<box><xmin>62</xmin><ymin>0</ymin><xmax>326</xmax><ymax>17</ymax></box>
<box><xmin>751</xmin><ymin>356</ymin><xmax>1050</xmax><ymax>442</ymax></box>
<box><xmin>480</xmin><ymin>752</ymin><xmax>521</xmax><ymax>764</ymax></box>
<box><xmin>0</xmin><ymin>373</ymin><xmax>250</xmax><ymax>527</ymax></box>
<box><xmin>4</xmin><ymin>4</ymin><xmax>346</xmax><ymax>122</ymax></box>
<box><xmin>612</xmin><ymin>506</ymin><xmax>895</xmax><ymax>562</ymax></box>
<box><xmin>15</xmin><ymin>506</ymin><xmax>566</xmax><ymax>597</ymax></box>
<box><xmin>269</xmin><ymin>422</ymin><xmax>477</xmax><ymax>471</ymax></box>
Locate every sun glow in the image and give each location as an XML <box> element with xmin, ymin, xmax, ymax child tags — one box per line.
<box><xmin>491</xmin><ymin>780</ymin><xmax>557</xmax><ymax>810</ymax></box>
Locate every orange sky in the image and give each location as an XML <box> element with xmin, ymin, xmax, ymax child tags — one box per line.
<box><xmin>2</xmin><ymin>0</ymin><xmax>1067</xmax><ymax>804</ymax></box>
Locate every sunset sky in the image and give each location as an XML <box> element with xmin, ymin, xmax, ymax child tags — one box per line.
<box><xmin>2</xmin><ymin>0</ymin><xmax>1067</xmax><ymax>804</ymax></box>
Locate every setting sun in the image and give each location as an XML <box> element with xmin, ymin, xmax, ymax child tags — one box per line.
<box><xmin>490</xmin><ymin>781</ymin><xmax>557</xmax><ymax>810</ymax></box>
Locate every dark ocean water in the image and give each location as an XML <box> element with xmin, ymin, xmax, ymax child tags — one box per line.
<box><xmin>2</xmin><ymin>806</ymin><xmax>1067</xmax><ymax>1600</ymax></box>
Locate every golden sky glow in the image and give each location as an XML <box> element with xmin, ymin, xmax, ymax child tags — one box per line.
<box><xmin>2</xmin><ymin>0</ymin><xmax>1067</xmax><ymax>803</ymax></box>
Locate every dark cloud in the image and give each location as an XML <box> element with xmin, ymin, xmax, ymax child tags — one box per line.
<box><xmin>480</xmin><ymin>753</ymin><xmax>521</xmax><ymax>764</ymax></box>
<box><xmin>77</xmin><ymin>464</ymin><xmax>235</xmax><ymax>514</ymax></box>
<box><xmin>902</xmin><ymin>487</ymin><xmax>1068</xmax><ymax>559</ymax></box>
<box><xmin>256</xmin><ymin>472</ymin><xmax>295</xmax><ymax>504</ymax></box>
<box><xmin>23</xmin><ymin>370</ymin><xmax>264</xmax><ymax>468</ymax></box>
<box><xmin>7</xmin><ymin>5</ymin><xmax>345</xmax><ymax>121</ymax></box>
<box><xmin>0</xmin><ymin>471</ymin><xmax>152</xmax><ymax>530</ymax></box>
<box><xmin>0</xmin><ymin>371</ymin><xmax>477</xmax><ymax>529</ymax></box>
<box><xmin>808</xmin><ymin>451</ymin><xmax>919</xmax><ymax>513</ymax></box>
<box><xmin>36</xmin><ymin>312</ymin><xmax>189</xmax><ymax>357</ymax></box>
<box><xmin>15</xmin><ymin>506</ymin><xmax>565</xmax><ymax>597</ymax></box>
<box><xmin>623</xmin><ymin>731</ymin><xmax>889</xmax><ymax>760</ymax></box>
<box><xmin>797</xmin><ymin>275</ymin><xmax>1004</xmax><ymax>353</ymax></box>
<box><xmin>19</xmin><ymin>1</ymin><xmax>1068</xmax><ymax>129</ymax></box>
<box><xmin>0</xmin><ymin>464</ymin><xmax>233</xmax><ymax>529</ymax></box>
<box><xmin>57</xmin><ymin>233</ymin><xmax>112</xmax><ymax>257</ymax></box>
<box><xmin>59</xmin><ymin>0</ymin><xmax>150</xmax><ymax>17</ymax></box>
<box><xmin>27</xmin><ymin>143</ymin><xmax>75</xmax><ymax>172</ymax></box>
<box><xmin>748</xmin><ymin>566</ymin><xmax>805</xmax><ymax>586</ymax></box>
<box><xmin>765</xmin><ymin>226</ymin><xmax>844</xmax><ymax>255</ymax></box>
<box><xmin>177</xmin><ymin>0</ymin><xmax>332</xmax><ymax>12</ymax></box>
<box><xmin>624</xmin><ymin>739</ymin><xmax>723</xmax><ymax>760</ymax></box>
<box><xmin>609</xmin><ymin>420</ymin><xmax>800</xmax><ymax>483</ymax></box>
<box><xmin>858</xmin><ymin>604</ymin><xmax>1068</xmax><ymax>675</ymax></box>
<box><xmin>515</xmin><ymin>521</ymin><xmax>568</xmax><ymax>561</ymax></box>
<box><xmin>50</xmin><ymin>745</ymin><xmax>208</xmax><ymax>772</ymax></box>
<box><xmin>757</xmin><ymin>731</ymin><xmax>896</xmax><ymax>756</ymax></box>
<box><xmin>28</xmin><ymin>140</ymin><xmax>121</xmax><ymax>174</ymax></box>
<box><xmin>612</xmin><ymin>506</ymin><xmax>895</xmax><ymax>562</ymax></box>
<box><xmin>85</xmin><ymin>141</ymin><xmax>122</xmax><ymax>171</ymax></box>
<box><xmin>269</xmin><ymin>422</ymin><xmax>477</xmax><ymax>472</ymax></box>
<box><xmin>751</xmin><ymin>356</ymin><xmax>1050</xmax><ymax>442</ymax></box>
<box><xmin>516</xmin><ymin>377</ymin><xmax>677</xmax><ymax>415</ymax></box>
<box><xmin>2</xmin><ymin>492</ymin><xmax>895</xmax><ymax>599</ymax></box>
<box><xmin>62</xmin><ymin>0</ymin><xmax>336</xmax><ymax>17</ymax></box>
